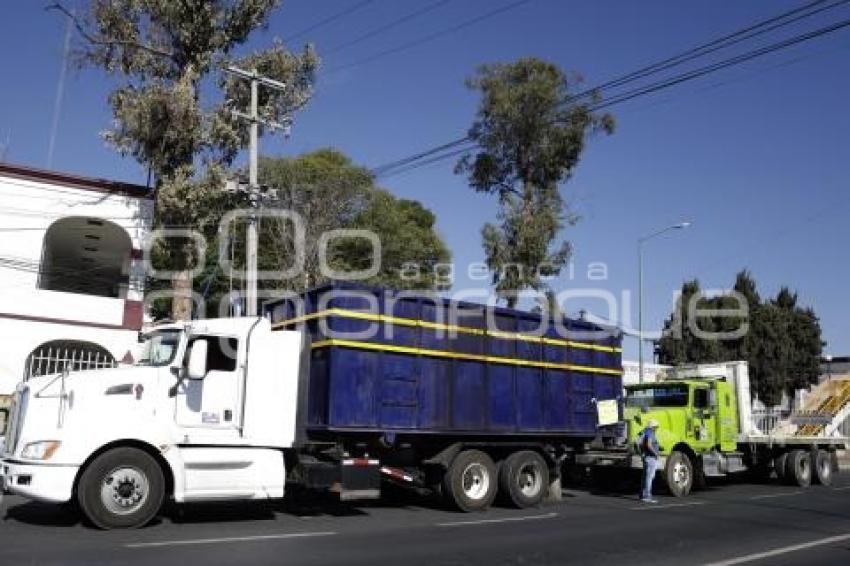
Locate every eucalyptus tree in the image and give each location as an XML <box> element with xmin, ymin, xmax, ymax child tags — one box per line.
<box><xmin>457</xmin><ymin>57</ymin><xmax>614</xmax><ymax>307</ymax></box>
<box><xmin>49</xmin><ymin>0</ymin><xmax>318</xmax><ymax>318</ymax></box>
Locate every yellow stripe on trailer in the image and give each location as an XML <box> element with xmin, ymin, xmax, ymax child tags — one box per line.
<box><xmin>273</xmin><ymin>308</ymin><xmax>622</xmax><ymax>354</ymax></box>
<box><xmin>311</xmin><ymin>338</ymin><xmax>623</xmax><ymax>377</ymax></box>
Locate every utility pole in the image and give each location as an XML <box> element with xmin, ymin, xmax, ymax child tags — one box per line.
<box><xmin>224</xmin><ymin>66</ymin><xmax>290</xmax><ymax>316</ymax></box>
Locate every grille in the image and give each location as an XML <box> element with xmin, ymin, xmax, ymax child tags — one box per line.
<box><xmin>4</xmin><ymin>388</ymin><xmax>28</xmax><ymax>456</ymax></box>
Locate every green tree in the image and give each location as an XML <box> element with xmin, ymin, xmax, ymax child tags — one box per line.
<box><xmin>256</xmin><ymin>150</ymin><xmax>451</xmax><ymax>292</ymax></box>
<box><xmin>657</xmin><ymin>272</ymin><xmax>823</xmax><ymax>405</ymax></box>
<box><xmin>336</xmin><ymin>190</ymin><xmax>452</xmax><ymax>290</ymax></box>
<box><xmin>457</xmin><ymin>58</ymin><xmax>614</xmax><ymax>307</ymax></box>
<box><xmin>50</xmin><ymin>0</ymin><xmax>319</xmax><ymax>319</ymax></box>
<box><xmin>257</xmin><ymin>149</ymin><xmax>374</xmax><ymax>292</ymax></box>
<box><xmin>657</xmin><ymin>279</ymin><xmax>723</xmax><ymax>365</ymax></box>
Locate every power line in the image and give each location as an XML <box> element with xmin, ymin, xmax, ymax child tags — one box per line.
<box><xmin>371</xmin><ymin>136</ymin><xmax>472</xmax><ymax>177</ymax></box>
<box><xmin>327</xmin><ymin>0</ymin><xmax>531</xmax><ymax>73</ymax></box>
<box><xmin>375</xmin><ymin>145</ymin><xmax>475</xmax><ymax>180</ymax></box>
<box><xmin>326</xmin><ymin>0</ymin><xmax>453</xmax><ymax>55</ymax></box>
<box><xmin>590</xmin><ymin>16</ymin><xmax>850</xmax><ymax>111</ymax></box>
<box><xmin>564</xmin><ymin>0</ymin><xmax>845</xmax><ymax>106</ymax></box>
<box><xmin>372</xmin><ymin>5</ymin><xmax>850</xmax><ymax>178</ymax></box>
<box><xmin>284</xmin><ymin>0</ymin><xmax>376</xmax><ymax>43</ymax></box>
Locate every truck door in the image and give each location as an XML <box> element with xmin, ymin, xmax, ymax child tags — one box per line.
<box><xmin>691</xmin><ymin>386</ymin><xmax>717</xmax><ymax>449</ymax></box>
<box><xmin>716</xmin><ymin>383</ymin><xmax>738</xmax><ymax>452</ymax></box>
<box><xmin>174</xmin><ymin>334</ymin><xmax>242</xmax><ymax>437</ymax></box>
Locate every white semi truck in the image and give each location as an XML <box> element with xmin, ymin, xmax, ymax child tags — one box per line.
<box><xmin>0</xmin><ymin>285</ymin><xmax>627</xmax><ymax>529</ymax></box>
<box><xmin>2</xmin><ymin>318</ymin><xmax>304</xmax><ymax>528</ymax></box>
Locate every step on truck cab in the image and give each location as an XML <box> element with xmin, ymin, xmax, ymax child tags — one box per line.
<box><xmin>2</xmin><ymin>283</ymin><xmax>625</xmax><ymax>528</ymax></box>
<box><xmin>577</xmin><ymin>361</ymin><xmax>847</xmax><ymax>497</ymax></box>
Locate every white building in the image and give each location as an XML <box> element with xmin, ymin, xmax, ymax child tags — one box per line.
<box><xmin>0</xmin><ymin>162</ymin><xmax>154</xmax><ymax>394</ymax></box>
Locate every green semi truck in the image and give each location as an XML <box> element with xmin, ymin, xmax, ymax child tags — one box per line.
<box><xmin>576</xmin><ymin>361</ymin><xmax>847</xmax><ymax>496</ymax></box>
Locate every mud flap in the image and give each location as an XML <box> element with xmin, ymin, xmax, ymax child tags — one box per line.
<box><xmin>339</xmin><ymin>458</ymin><xmax>381</xmax><ymax>501</ymax></box>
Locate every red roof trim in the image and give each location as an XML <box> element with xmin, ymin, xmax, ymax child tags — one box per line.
<box><xmin>0</xmin><ymin>161</ymin><xmax>153</xmax><ymax>200</ymax></box>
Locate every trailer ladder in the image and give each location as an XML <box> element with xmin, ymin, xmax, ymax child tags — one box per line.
<box><xmin>793</xmin><ymin>376</ymin><xmax>850</xmax><ymax>436</ymax></box>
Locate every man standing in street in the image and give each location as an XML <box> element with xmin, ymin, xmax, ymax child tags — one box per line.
<box><xmin>639</xmin><ymin>419</ymin><xmax>661</xmax><ymax>503</ymax></box>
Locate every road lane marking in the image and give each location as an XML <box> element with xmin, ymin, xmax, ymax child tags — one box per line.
<box><xmin>704</xmin><ymin>532</ymin><xmax>850</xmax><ymax>565</ymax></box>
<box><xmin>748</xmin><ymin>491</ymin><xmax>804</xmax><ymax>500</ymax></box>
<box><xmin>629</xmin><ymin>501</ymin><xmax>707</xmax><ymax>511</ymax></box>
<box><xmin>125</xmin><ymin>531</ymin><xmax>337</xmax><ymax>548</ymax></box>
<box><xmin>436</xmin><ymin>512</ymin><xmax>557</xmax><ymax>527</ymax></box>
<box><xmin>832</xmin><ymin>485</ymin><xmax>850</xmax><ymax>491</ymax></box>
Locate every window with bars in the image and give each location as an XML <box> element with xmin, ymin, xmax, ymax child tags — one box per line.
<box><xmin>24</xmin><ymin>340</ymin><xmax>117</xmax><ymax>380</ymax></box>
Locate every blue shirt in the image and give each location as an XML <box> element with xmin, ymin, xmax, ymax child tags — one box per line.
<box><xmin>640</xmin><ymin>427</ymin><xmax>660</xmax><ymax>457</ymax></box>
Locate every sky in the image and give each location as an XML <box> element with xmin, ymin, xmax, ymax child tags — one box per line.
<box><xmin>0</xmin><ymin>0</ymin><xmax>848</xmax><ymax>361</ymax></box>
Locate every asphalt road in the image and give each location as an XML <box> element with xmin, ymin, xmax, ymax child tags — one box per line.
<box><xmin>2</xmin><ymin>476</ymin><xmax>850</xmax><ymax>566</ymax></box>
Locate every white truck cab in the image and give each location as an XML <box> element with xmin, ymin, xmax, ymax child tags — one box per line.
<box><xmin>1</xmin><ymin>317</ymin><xmax>302</xmax><ymax>529</ymax></box>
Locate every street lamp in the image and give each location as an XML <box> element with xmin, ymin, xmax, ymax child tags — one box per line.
<box><xmin>638</xmin><ymin>221</ymin><xmax>692</xmax><ymax>383</ymax></box>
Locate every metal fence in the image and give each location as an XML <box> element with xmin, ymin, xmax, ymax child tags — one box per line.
<box><xmin>751</xmin><ymin>407</ymin><xmax>850</xmax><ymax>437</ymax></box>
<box><xmin>24</xmin><ymin>342</ymin><xmax>117</xmax><ymax>380</ymax></box>
<box><xmin>750</xmin><ymin>408</ymin><xmax>790</xmax><ymax>435</ymax></box>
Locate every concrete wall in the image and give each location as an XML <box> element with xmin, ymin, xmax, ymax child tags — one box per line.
<box><xmin>0</xmin><ymin>164</ymin><xmax>154</xmax><ymax>393</ymax></box>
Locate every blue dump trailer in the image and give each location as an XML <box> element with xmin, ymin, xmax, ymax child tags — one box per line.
<box><xmin>266</xmin><ymin>282</ymin><xmax>624</xmax><ymax>511</ymax></box>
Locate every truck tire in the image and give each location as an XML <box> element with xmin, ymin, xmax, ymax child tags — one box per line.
<box><xmin>498</xmin><ymin>450</ymin><xmax>549</xmax><ymax>508</ymax></box>
<box><xmin>443</xmin><ymin>449</ymin><xmax>497</xmax><ymax>512</ymax></box>
<box><xmin>664</xmin><ymin>451</ymin><xmax>693</xmax><ymax>497</ymax></box>
<box><xmin>812</xmin><ymin>450</ymin><xmax>833</xmax><ymax>486</ymax></box>
<box><xmin>784</xmin><ymin>449</ymin><xmax>812</xmax><ymax>488</ymax></box>
<box><xmin>77</xmin><ymin>447</ymin><xmax>165</xmax><ymax>529</ymax></box>
<box><xmin>774</xmin><ymin>452</ymin><xmax>789</xmax><ymax>483</ymax></box>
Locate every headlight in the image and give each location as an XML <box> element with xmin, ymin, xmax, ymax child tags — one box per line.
<box><xmin>21</xmin><ymin>441</ymin><xmax>61</xmax><ymax>461</ymax></box>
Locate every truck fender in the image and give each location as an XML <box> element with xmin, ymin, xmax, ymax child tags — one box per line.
<box><xmin>73</xmin><ymin>439</ymin><xmax>178</xmax><ymax>502</ymax></box>
<box><xmin>422</xmin><ymin>443</ymin><xmax>464</xmax><ymax>470</ymax></box>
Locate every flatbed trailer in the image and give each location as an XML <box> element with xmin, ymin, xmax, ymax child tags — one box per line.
<box><xmin>574</xmin><ymin>362</ymin><xmax>847</xmax><ymax>496</ymax></box>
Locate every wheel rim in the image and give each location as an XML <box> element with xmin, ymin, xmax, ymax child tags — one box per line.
<box><xmin>672</xmin><ymin>461</ymin><xmax>690</xmax><ymax>488</ymax></box>
<box><xmin>819</xmin><ymin>459</ymin><xmax>831</xmax><ymax>480</ymax></box>
<box><xmin>461</xmin><ymin>462</ymin><xmax>490</xmax><ymax>500</ymax></box>
<box><xmin>799</xmin><ymin>457</ymin><xmax>811</xmax><ymax>480</ymax></box>
<box><xmin>517</xmin><ymin>462</ymin><xmax>543</xmax><ymax>498</ymax></box>
<box><xmin>100</xmin><ymin>466</ymin><xmax>149</xmax><ymax>515</ymax></box>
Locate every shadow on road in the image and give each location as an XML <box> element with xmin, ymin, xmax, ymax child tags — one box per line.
<box><xmin>4</xmin><ymin>501</ymin><xmax>82</xmax><ymax>528</ymax></box>
<box><xmin>1</xmin><ymin>484</ymin><xmax>452</xmax><ymax>529</ymax></box>
<box><xmin>164</xmin><ymin>485</ymin><xmax>450</xmax><ymax>525</ymax></box>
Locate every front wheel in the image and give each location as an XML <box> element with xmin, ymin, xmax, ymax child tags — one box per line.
<box><xmin>77</xmin><ymin>447</ymin><xmax>165</xmax><ymax>529</ymax></box>
<box><xmin>665</xmin><ymin>451</ymin><xmax>693</xmax><ymax>497</ymax></box>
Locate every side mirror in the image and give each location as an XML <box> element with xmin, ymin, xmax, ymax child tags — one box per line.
<box><xmin>187</xmin><ymin>340</ymin><xmax>208</xmax><ymax>380</ymax></box>
<box><xmin>709</xmin><ymin>389</ymin><xmax>718</xmax><ymax>410</ymax></box>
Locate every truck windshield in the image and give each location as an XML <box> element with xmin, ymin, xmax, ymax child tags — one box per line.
<box><xmin>136</xmin><ymin>330</ymin><xmax>182</xmax><ymax>367</ymax></box>
<box><xmin>626</xmin><ymin>385</ymin><xmax>689</xmax><ymax>408</ymax></box>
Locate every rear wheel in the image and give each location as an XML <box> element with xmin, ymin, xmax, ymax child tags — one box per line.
<box><xmin>785</xmin><ymin>449</ymin><xmax>812</xmax><ymax>487</ymax></box>
<box><xmin>442</xmin><ymin>449</ymin><xmax>497</xmax><ymax>512</ymax></box>
<box><xmin>774</xmin><ymin>452</ymin><xmax>789</xmax><ymax>483</ymax></box>
<box><xmin>665</xmin><ymin>451</ymin><xmax>693</xmax><ymax>497</ymax></box>
<box><xmin>499</xmin><ymin>451</ymin><xmax>549</xmax><ymax>508</ymax></box>
<box><xmin>77</xmin><ymin>447</ymin><xmax>165</xmax><ymax>529</ymax></box>
<box><xmin>812</xmin><ymin>450</ymin><xmax>833</xmax><ymax>486</ymax></box>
